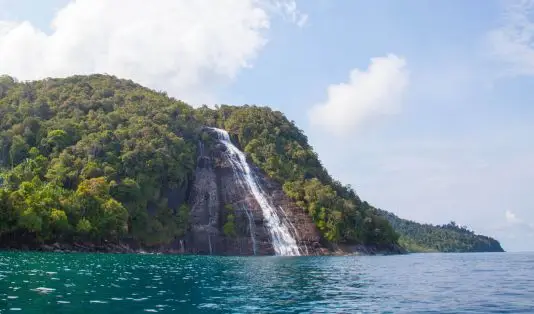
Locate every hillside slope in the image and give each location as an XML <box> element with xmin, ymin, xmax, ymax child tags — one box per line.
<box><xmin>377</xmin><ymin>209</ymin><xmax>504</xmax><ymax>252</ymax></box>
<box><xmin>0</xmin><ymin>74</ymin><xmax>503</xmax><ymax>254</ymax></box>
<box><xmin>196</xmin><ymin>105</ymin><xmax>399</xmax><ymax>248</ymax></box>
<box><xmin>0</xmin><ymin>74</ymin><xmax>199</xmax><ymax>249</ymax></box>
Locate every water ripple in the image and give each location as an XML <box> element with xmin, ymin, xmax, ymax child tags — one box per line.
<box><xmin>0</xmin><ymin>252</ymin><xmax>533</xmax><ymax>313</ymax></box>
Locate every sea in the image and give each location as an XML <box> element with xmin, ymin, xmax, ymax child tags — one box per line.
<box><xmin>0</xmin><ymin>251</ymin><xmax>533</xmax><ymax>313</ymax></box>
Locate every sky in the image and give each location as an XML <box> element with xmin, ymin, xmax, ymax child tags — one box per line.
<box><xmin>0</xmin><ymin>0</ymin><xmax>533</xmax><ymax>251</ymax></box>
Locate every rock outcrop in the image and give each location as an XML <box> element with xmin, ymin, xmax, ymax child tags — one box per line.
<box><xmin>257</xmin><ymin>174</ymin><xmax>327</xmax><ymax>255</ymax></box>
<box><xmin>184</xmin><ymin>129</ymin><xmax>327</xmax><ymax>256</ymax></box>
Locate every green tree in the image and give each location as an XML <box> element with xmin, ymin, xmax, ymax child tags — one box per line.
<box><xmin>41</xmin><ymin>129</ymin><xmax>71</xmax><ymax>154</ymax></box>
<box><xmin>76</xmin><ymin>218</ymin><xmax>92</xmax><ymax>234</ymax></box>
<box><xmin>9</xmin><ymin>135</ymin><xmax>29</xmax><ymax>167</ymax></box>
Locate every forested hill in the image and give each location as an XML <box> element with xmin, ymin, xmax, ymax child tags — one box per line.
<box><xmin>377</xmin><ymin>210</ymin><xmax>504</xmax><ymax>253</ymax></box>
<box><xmin>0</xmin><ymin>74</ymin><xmax>503</xmax><ymax>253</ymax></box>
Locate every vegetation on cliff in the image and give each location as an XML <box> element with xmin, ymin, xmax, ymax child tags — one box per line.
<box><xmin>377</xmin><ymin>210</ymin><xmax>504</xmax><ymax>252</ymax></box>
<box><xmin>0</xmin><ymin>74</ymin><xmax>503</xmax><ymax>253</ymax></box>
<box><xmin>196</xmin><ymin>105</ymin><xmax>398</xmax><ymax>246</ymax></box>
<box><xmin>0</xmin><ymin>74</ymin><xmax>197</xmax><ymax>246</ymax></box>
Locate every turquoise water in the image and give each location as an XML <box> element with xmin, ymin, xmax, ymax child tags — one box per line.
<box><xmin>0</xmin><ymin>252</ymin><xmax>533</xmax><ymax>313</ymax></box>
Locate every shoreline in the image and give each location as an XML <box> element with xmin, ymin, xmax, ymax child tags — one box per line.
<box><xmin>0</xmin><ymin>241</ymin><xmax>407</xmax><ymax>256</ymax></box>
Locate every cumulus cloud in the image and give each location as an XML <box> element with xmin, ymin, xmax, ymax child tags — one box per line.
<box><xmin>505</xmin><ymin>210</ymin><xmax>521</xmax><ymax>224</ymax></box>
<box><xmin>501</xmin><ymin>210</ymin><xmax>534</xmax><ymax>239</ymax></box>
<box><xmin>0</xmin><ymin>0</ymin><xmax>305</xmax><ymax>105</ymax></box>
<box><xmin>308</xmin><ymin>54</ymin><xmax>409</xmax><ymax>136</ymax></box>
<box><xmin>270</xmin><ymin>0</ymin><xmax>308</xmax><ymax>27</ymax></box>
<box><xmin>488</xmin><ymin>0</ymin><xmax>534</xmax><ymax>77</ymax></box>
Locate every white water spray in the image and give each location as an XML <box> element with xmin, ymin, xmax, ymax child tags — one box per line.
<box><xmin>208</xmin><ymin>234</ymin><xmax>213</xmax><ymax>255</ymax></box>
<box><xmin>210</xmin><ymin>128</ymin><xmax>300</xmax><ymax>256</ymax></box>
<box><xmin>279</xmin><ymin>206</ymin><xmax>308</xmax><ymax>256</ymax></box>
<box><xmin>244</xmin><ymin>207</ymin><xmax>258</xmax><ymax>255</ymax></box>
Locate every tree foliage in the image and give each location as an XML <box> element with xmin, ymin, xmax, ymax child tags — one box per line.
<box><xmin>377</xmin><ymin>210</ymin><xmax>504</xmax><ymax>252</ymax></box>
<box><xmin>0</xmin><ymin>75</ymin><xmax>197</xmax><ymax>246</ymax></box>
<box><xmin>223</xmin><ymin>204</ymin><xmax>237</xmax><ymax>238</ymax></box>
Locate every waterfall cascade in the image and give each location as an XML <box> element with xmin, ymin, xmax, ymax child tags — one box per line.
<box><xmin>210</xmin><ymin>128</ymin><xmax>301</xmax><ymax>256</ymax></box>
<box><xmin>243</xmin><ymin>207</ymin><xmax>257</xmax><ymax>255</ymax></box>
<box><xmin>208</xmin><ymin>234</ymin><xmax>213</xmax><ymax>255</ymax></box>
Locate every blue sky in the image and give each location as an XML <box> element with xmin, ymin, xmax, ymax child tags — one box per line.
<box><xmin>1</xmin><ymin>0</ymin><xmax>533</xmax><ymax>251</ymax></box>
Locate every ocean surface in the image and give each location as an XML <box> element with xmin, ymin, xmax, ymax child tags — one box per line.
<box><xmin>0</xmin><ymin>252</ymin><xmax>533</xmax><ymax>313</ymax></box>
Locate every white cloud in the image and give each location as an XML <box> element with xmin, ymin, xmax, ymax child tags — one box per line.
<box><xmin>270</xmin><ymin>0</ymin><xmax>308</xmax><ymax>27</ymax></box>
<box><xmin>505</xmin><ymin>210</ymin><xmax>521</xmax><ymax>224</ymax></box>
<box><xmin>0</xmin><ymin>0</ymin><xmax>304</xmax><ymax>105</ymax></box>
<box><xmin>488</xmin><ymin>0</ymin><xmax>534</xmax><ymax>77</ymax></box>
<box><xmin>308</xmin><ymin>54</ymin><xmax>409</xmax><ymax>136</ymax></box>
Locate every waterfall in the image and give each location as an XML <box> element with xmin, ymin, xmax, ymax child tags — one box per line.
<box><xmin>198</xmin><ymin>140</ymin><xmax>204</xmax><ymax>158</ymax></box>
<box><xmin>209</xmin><ymin>127</ymin><xmax>300</xmax><ymax>256</ymax></box>
<box><xmin>179</xmin><ymin>240</ymin><xmax>185</xmax><ymax>253</ymax></box>
<box><xmin>208</xmin><ymin>234</ymin><xmax>213</xmax><ymax>255</ymax></box>
<box><xmin>244</xmin><ymin>207</ymin><xmax>257</xmax><ymax>255</ymax></box>
<box><xmin>279</xmin><ymin>206</ymin><xmax>309</xmax><ymax>256</ymax></box>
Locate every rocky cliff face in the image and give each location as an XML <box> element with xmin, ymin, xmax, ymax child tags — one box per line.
<box><xmin>184</xmin><ymin>129</ymin><xmax>327</xmax><ymax>256</ymax></box>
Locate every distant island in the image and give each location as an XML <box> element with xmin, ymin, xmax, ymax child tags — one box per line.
<box><xmin>0</xmin><ymin>74</ymin><xmax>504</xmax><ymax>255</ymax></box>
<box><xmin>377</xmin><ymin>210</ymin><xmax>504</xmax><ymax>253</ymax></box>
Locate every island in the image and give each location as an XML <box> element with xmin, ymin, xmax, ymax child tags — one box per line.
<box><xmin>0</xmin><ymin>74</ymin><xmax>504</xmax><ymax>255</ymax></box>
